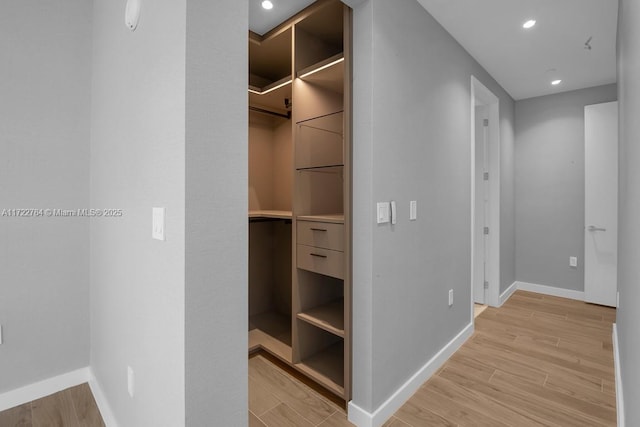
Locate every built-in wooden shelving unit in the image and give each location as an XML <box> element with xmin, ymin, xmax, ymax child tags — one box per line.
<box><xmin>247</xmin><ymin>0</ymin><xmax>351</xmax><ymax>402</ymax></box>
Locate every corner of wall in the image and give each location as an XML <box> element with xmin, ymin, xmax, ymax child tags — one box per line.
<box><xmin>348</xmin><ymin>323</ymin><xmax>473</xmax><ymax>427</ymax></box>
<box><xmin>498</xmin><ymin>281</ymin><xmax>518</xmax><ymax>306</ymax></box>
<box><xmin>88</xmin><ymin>372</ymin><xmax>119</xmax><ymax>427</ymax></box>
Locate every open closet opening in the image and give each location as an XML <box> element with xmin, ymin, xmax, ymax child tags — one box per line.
<box><xmin>247</xmin><ymin>0</ymin><xmax>353</xmax><ymax>403</ymax></box>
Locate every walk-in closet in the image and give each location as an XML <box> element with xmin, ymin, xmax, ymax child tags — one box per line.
<box><xmin>248</xmin><ymin>0</ymin><xmax>352</xmax><ymax>401</ymax></box>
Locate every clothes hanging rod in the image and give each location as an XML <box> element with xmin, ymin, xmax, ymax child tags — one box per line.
<box><xmin>249</xmin><ymin>106</ymin><xmax>291</xmax><ymax>119</ymax></box>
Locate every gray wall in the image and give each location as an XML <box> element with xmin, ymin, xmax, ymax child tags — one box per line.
<box><xmin>90</xmin><ymin>0</ymin><xmax>186</xmax><ymax>425</ymax></box>
<box><xmin>514</xmin><ymin>84</ymin><xmax>617</xmax><ymax>291</ymax></box>
<box><xmin>185</xmin><ymin>0</ymin><xmax>248</xmax><ymax>425</ymax></box>
<box><xmin>617</xmin><ymin>0</ymin><xmax>640</xmax><ymax>423</ymax></box>
<box><xmin>0</xmin><ymin>0</ymin><xmax>91</xmax><ymax>393</ymax></box>
<box><xmin>500</xmin><ymin>100</ymin><xmax>517</xmax><ymax>294</ymax></box>
<box><xmin>351</xmin><ymin>0</ymin><xmax>515</xmax><ymax>411</ymax></box>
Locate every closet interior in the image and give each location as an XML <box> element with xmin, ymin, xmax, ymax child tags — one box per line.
<box><xmin>248</xmin><ymin>0</ymin><xmax>352</xmax><ymax>400</ymax></box>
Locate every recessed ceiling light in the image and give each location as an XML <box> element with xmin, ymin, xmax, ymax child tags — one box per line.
<box><xmin>523</xmin><ymin>19</ymin><xmax>536</xmax><ymax>29</ymax></box>
<box><xmin>551</xmin><ymin>79</ymin><xmax>562</xmax><ymax>85</ymax></box>
<box><xmin>262</xmin><ymin>0</ymin><xmax>273</xmax><ymax>10</ymax></box>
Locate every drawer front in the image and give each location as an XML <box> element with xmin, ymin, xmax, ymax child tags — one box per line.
<box><xmin>297</xmin><ymin>245</ymin><xmax>344</xmax><ymax>279</ymax></box>
<box><xmin>297</xmin><ymin>221</ymin><xmax>344</xmax><ymax>251</ymax></box>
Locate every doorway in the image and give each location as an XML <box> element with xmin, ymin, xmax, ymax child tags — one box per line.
<box><xmin>471</xmin><ymin>76</ymin><xmax>500</xmax><ymax>312</ymax></box>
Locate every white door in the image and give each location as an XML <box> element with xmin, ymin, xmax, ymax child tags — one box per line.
<box><xmin>584</xmin><ymin>101</ymin><xmax>618</xmax><ymax>307</ymax></box>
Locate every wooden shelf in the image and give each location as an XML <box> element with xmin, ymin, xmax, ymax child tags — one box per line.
<box><xmin>249</xmin><ymin>210</ymin><xmax>293</xmax><ymax>220</ymax></box>
<box><xmin>249</xmin><ymin>77</ymin><xmax>292</xmax><ymax>118</ymax></box>
<box><xmin>249</xmin><ymin>75</ymin><xmax>292</xmax><ymax>95</ymax></box>
<box><xmin>298</xmin><ymin>53</ymin><xmax>344</xmax><ymax>94</ymax></box>
<box><xmin>249</xmin><ymin>311</ymin><xmax>292</xmax><ymax>363</ymax></box>
<box><xmin>297</xmin><ymin>299</ymin><xmax>344</xmax><ymax>337</ymax></box>
<box><xmin>295</xmin><ymin>342</ymin><xmax>344</xmax><ymax>397</ymax></box>
<box><xmin>249</xmin><ymin>329</ymin><xmax>292</xmax><ymax>363</ymax></box>
<box><xmin>297</xmin><ymin>214</ymin><xmax>344</xmax><ymax>224</ymax></box>
<box><xmin>296</xmin><ymin>164</ymin><xmax>344</xmax><ymax>171</ymax></box>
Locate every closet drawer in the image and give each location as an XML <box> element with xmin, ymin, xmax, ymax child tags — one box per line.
<box><xmin>297</xmin><ymin>221</ymin><xmax>344</xmax><ymax>252</ymax></box>
<box><xmin>297</xmin><ymin>245</ymin><xmax>344</xmax><ymax>279</ymax></box>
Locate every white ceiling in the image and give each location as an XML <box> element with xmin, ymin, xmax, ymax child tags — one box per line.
<box><xmin>417</xmin><ymin>0</ymin><xmax>618</xmax><ymax>100</ymax></box>
<box><xmin>249</xmin><ymin>0</ymin><xmax>316</xmax><ymax>35</ymax></box>
<box><xmin>249</xmin><ymin>0</ymin><xmax>618</xmax><ymax>100</ymax></box>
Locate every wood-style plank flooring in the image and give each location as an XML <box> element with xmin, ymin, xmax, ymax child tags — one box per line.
<box><xmin>0</xmin><ymin>383</ymin><xmax>104</xmax><ymax>427</ymax></box>
<box><xmin>250</xmin><ymin>290</ymin><xmax>617</xmax><ymax>427</ymax></box>
<box><xmin>0</xmin><ymin>291</ymin><xmax>616</xmax><ymax>426</ymax></box>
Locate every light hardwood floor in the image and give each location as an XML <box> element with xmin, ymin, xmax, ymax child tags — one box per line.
<box><xmin>0</xmin><ymin>291</ymin><xmax>616</xmax><ymax>426</ymax></box>
<box><xmin>0</xmin><ymin>383</ymin><xmax>104</xmax><ymax>427</ymax></box>
<box><xmin>473</xmin><ymin>303</ymin><xmax>488</xmax><ymax>318</ymax></box>
<box><xmin>251</xmin><ymin>290</ymin><xmax>617</xmax><ymax>427</ymax></box>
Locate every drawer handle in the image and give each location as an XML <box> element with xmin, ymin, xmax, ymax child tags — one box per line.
<box><xmin>310</xmin><ymin>228</ymin><xmax>328</xmax><ymax>232</ymax></box>
<box><xmin>310</xmin><ymin>253</ymin><xmax>327</xmax><ymax>258</ymax></box>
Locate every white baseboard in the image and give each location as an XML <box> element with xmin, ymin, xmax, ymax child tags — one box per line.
<box><xmin>613</xmin><ymin>323</ymin><xmax>625</xmax><ymax>427</ymax></box>
<box><xmin>88</xmin><ymin>373</ymin><xmax>119</xmax><ymax>427</ymax></box>
<box><xmin>499</xmin><ymin>281</ymin><xmax>518</xmax><ymax>306</ymax></box>
<box><xmin>515</xmin><ymin>281</ymin><xmax>584</xmax><ymax>301</ymax></box>
<box><xmin>0</xmin><ymin>367</ymin><xmax>90</xmax><ymax>412</ymax></box>
<box><xmin>348</xmin><ymin>323</ymin><xmax>473</xmax><ymax>427</ymax></box>
<box><xmin>347</xmin><ymin>401</ymin><xmax>374</xmax><ymax>427</ymax></box>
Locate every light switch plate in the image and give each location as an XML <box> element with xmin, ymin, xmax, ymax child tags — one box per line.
<box><xmin>152</xmin><ymin>207</ymin><xmax>165</xmax><ymax>241</ymax></box>
<box><xmin>377</xmin><ymin>202</ymin><xmax>390</xmax><ymax>224</ymax></box>
<box><xmin>410</xmin><ymin>201</ymin><xmax>417</xmax><ymax>220</ymax></box>
<box><xmin>569</xmin><ymin>256</ymin><xmax>577</xmax><ymax>267</ymax></box>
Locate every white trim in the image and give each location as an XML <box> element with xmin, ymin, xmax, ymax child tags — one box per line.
<box><xmin>0</xmin><ymin>367</ymin><xmax>90</xmax><ymax>412</ymax></box>
<box><xmin>347</xmin><ymin>401</ymin><xmax>373</xmax><ymax>427</ymax></box>
<box><xmin>348</xmin><ymin>323</ymin><xmax>473</xmax><ymax>427</ymax></box>
<box><xmin>499</xmin><ymin>281</ymin><xmax>518</xmax><ymax>306</ymax></box>
<box><xmin>515</xmin><ymin>281</ymin><xmax>585</xmax><ymax>301</ymax></box>
<box><xmin>470</xmin><ymin>76</ymin><xmax>501</xmax><ymax>310</ymax></box>
<box><xmin>613</xmin><ymin>323</ymin><xmax>625</xmax><ymax>427</ymax></box>
<box><xmin>89</xmin><ymin>374</ymin><xmax>119</xmax><ymax>427</ymax></box>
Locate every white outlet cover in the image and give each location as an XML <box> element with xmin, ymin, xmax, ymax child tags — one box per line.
<box><xmin>152</xmin><ymin>207</ymin><xmax>165</xmax><ymax>241</ymax></box>
<box><xmin>569</xmin><ymin>256</ymin><xmax>578</xmax><ymax>267</ymax></box>
<box><xmin>127</xmin><ymin>366</ymin><xmax>135</xmax><ymax>397</ymax></box>
<box><xmin>410</xmin><ymin>200</ymin><xmax>417</xmax><ymax>220</ymax></box>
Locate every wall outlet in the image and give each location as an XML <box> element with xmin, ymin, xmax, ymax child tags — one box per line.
<box><xmin>127</xmin><ymin>366</ymin><xmax>135</xmax><ymax>397</ymax></box>
<box><xmin>448</xmin><ymin>289</ymin><xmax>454</xmax><ymax>307</ymax></box>
<box><xmin>569</xmin><ymin>256</ymin><xmax>578</xmax><ymax>267</ymax></box>
<box><xmin>152</xmin><ymin>207</ymin><xmax>165</xmax><ymax>241</ymax></box>
<box><xmin>409</xmin><ymin>201</ymin><xmax>417</xmax><ymax>220</ymax></box>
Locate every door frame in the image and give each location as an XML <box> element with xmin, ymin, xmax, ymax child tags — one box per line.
<box><xmin>470</xmin><ymin>76</ymin><xmax>501</xmax><ymax>315</ymax></box>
